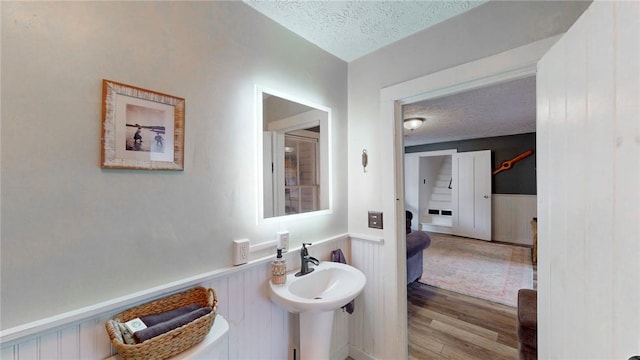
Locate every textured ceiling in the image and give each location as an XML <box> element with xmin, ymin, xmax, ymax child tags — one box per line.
<box><xmin>243</xmin><ymin>1</ymin><xmax>536</xmax><ymax>146</ymax></box>
<box><xmin>402</xmin><ymin>76</ymin><xmax>537</xmax><ymax>146</ymax></box>
<box><xmin>243</xmin><ymin>0</ymin><xmax>486</xmax><ymax>62</ymax></box>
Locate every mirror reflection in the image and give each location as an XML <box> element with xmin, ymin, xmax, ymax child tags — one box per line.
<box><xmin>261</xmin><ymin>91</ymin><xmax>330</xmax><ymax>219</ymax></box>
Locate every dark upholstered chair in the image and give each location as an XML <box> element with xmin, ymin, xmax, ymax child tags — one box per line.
<box><xmin>517</xmin><ymin>289</ymin><xmax>537</xmax><ymax>360</ymax></box>
<box><xmin>406</xmin><ymin>211</ymin><xmax>431</xmax><ymax>284</ymax></box>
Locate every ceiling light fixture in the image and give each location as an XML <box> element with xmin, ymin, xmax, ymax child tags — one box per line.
<box><xmin>403</xmin><ymin>117</ymin><xmax>425</xmax><ymax>131</ymax></box>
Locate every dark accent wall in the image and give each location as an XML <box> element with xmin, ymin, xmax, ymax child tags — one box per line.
<box><xmin>405</xmin><ymin>133</ymin><xmax>536</xmax><ymax>195</ymax></box>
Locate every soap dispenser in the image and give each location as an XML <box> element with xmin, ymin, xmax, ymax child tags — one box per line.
<box><xmin>271</xmin><ymin>248</ymin><xmax>286</xmax><ymax>285</ymax></box>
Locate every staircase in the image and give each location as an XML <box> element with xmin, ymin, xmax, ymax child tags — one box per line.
<box><xmin>421</xmin><ymin>157</ymin><xmax>453</xmax><ymax>231</ymax></box>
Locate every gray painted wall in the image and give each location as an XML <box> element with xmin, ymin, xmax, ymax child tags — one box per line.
<box><xmin>406</xmin><ymin>133</ymin><xmax>537</xmax><ymax>195</ymax></box>
<box><xmin>1</xmin><ymin>2</ymin><xmax>348</xmax><ymax>329</ymax></box>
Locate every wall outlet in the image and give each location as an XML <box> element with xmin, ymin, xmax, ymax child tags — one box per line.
<box><xmin>276</xmin><ymin>231</ymin><xmax>289</xmax><ymax>251</ymax></box>
<box><xmin>233</xmin><ymin>239</ymin><xmax>250</xmax><ymax>265</ymax></box>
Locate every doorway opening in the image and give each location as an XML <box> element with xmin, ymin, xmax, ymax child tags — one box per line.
<box><xmin>378</xmin><ymin>35</ymin><xmax>557</xmax><ymax>359</ymax></box>
<box><xmin>405</xmin><ymin>150</ymin><xmax>456</xmax><ymax>234</ymax></box>
<box><xmin>401</xmin><ymin>81</ymin><xmax>536</xmax><ymax>355</ymax></box>
<box><xmin>404</xmin><ymin>148</ymin><xmax>495</xmax><ymax>241</ymax></box>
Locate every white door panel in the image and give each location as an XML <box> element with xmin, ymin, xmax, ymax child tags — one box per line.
<box><xmin>263</xmin><ymin>131</ymin><xmax>285</xmax><ymax>217</ymax></box>
<box><xmin>536</xmin><ymin>1</ymin><xmax>639</xmax><ymax>357</ymax></box>
<box><xmin>263</xmin><ymin>132</ymin><xmax>275</xmax><ymax>218</ymax></box>
<box><xmin>453</xmin><ymin>150</ymin><xmax>492</xmax><ymax>240</ymax></box>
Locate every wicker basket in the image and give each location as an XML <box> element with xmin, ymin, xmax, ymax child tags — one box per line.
<box><xmin>105</xmin><ymin>287</ymin><xmax>217</xmax><ymax>360</ymax></box>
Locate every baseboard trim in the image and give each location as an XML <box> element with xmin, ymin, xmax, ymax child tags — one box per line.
<box><xmin>349</xmin><ymin>346</ymin><xmax>378</xmax><ymax>360</ymax></box>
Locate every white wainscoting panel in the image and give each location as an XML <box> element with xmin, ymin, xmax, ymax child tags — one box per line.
<box><xmin>0</xmin><ymin>236</ymin><xmax>351</xmax><ymax>360</ymax></box>
<box><xmin>348</xmin><ymin>234</ymin><xmax>384</xmax><ymax>360</ymax></box>
<box><xmin>492</xmin><ymin>194</ymin><xmax>537</xmax><ymax>245</ymax></box>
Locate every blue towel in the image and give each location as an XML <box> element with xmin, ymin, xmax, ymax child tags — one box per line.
<box><xmin>139</xmin><ymin>303</ymin><xmax>201</xmax><ymax>326</ymax></box>
<box><xmin>134</xmin><ymin>306</ymin><xmax>212</xmax><ymax>343</ymax></box>
<box><xmin>331</xmin><ymin>249</ymin><xmax>355</xmax><ymax>314</ymax></box>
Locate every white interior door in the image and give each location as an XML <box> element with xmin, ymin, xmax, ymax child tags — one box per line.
<box><xmin>263</xmin><ymin>131</ymin><xmax>285</xmax><ymax>217</ymax></box>
<box><xmin>403</xmin><ymin>153</ymin><xmax>420</xmax><ymax>224</ymax></box>
<box><xmin>453</xmin><ymin>150</ymin><xmax>492</xmax><ymax>240</ymax></box>
<box><xmin>536</xmin><ymin>2</ymin><xmax>639</xmax><ymax>357</ymax></box>
<box><xmin>263</xmin><ymin>132</ymin><xmax>275</xmax><ymax>218</ymax></box>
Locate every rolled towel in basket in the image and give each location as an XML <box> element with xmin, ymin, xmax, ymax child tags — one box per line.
<box><xmin>139</xmin><ymin>303</ymin><xmax>201</xmax><ymax>326</ymax></box>
<box><xmin>134</xmin><ymin>306</ymin><xmax>212</xmax><ymax>343</ymax></box>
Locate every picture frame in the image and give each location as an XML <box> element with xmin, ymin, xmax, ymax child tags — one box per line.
<box><xmin>101</xmin><ymin>79</ymin><xmax>185</xmax><ymax>170</ymax></box>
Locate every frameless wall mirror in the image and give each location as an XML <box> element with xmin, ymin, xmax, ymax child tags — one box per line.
<box><xmin>258</xmin><ymin>88</ymin><xmax>331</xmax><ymax>220</ymax></box>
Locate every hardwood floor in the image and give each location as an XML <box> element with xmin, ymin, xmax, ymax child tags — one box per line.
<box><xmin>407</xmin><ymin>235</ymin><xmax>537</xmax><ymax>360</ymax></box>
<box><xmin>408</xmin><ymin>282</ymin><xmax>520</xmax><ymax>360</ymax></box>
<box><xmin>352</xmin><ymin>236</ymin><xmax>537</xmax><ymax>360</ymax></box>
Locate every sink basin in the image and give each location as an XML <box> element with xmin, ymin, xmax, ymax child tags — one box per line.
<box><xmin>269</xmin><ymin>261</ymin><xmax>366</xmax><ymax>359</ymax></box>
<box><xmin>269</xmin><ymin>261</ymin><xmax>366</xmax><ymax>313</ymax></box>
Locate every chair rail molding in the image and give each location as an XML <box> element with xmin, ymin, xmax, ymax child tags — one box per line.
<box><xmin>0</xmin><ymin>234</ymin><xmax>351</xmax><ymax>360</ymax></box>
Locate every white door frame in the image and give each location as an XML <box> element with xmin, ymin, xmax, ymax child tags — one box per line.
<box><xmin>378</xmin><ymin>35</ymin><xmax>559</xmax><ymax>358</ymax></box>
<box><xmin>405</xmin><ymin>149</ymin><xmax>457</xmax><ymax>231</ymax></box>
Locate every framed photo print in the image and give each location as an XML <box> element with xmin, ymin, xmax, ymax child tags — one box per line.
<box><xmin>101</xmin><ymin>79</ymin><xmax>185</xmax><ymax>170</ymax></box>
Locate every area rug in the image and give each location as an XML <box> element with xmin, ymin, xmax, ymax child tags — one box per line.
<box><xmin>419</xmin><ymin>233</ymin><xmax>533</xmax><ymax>307</ymax></box>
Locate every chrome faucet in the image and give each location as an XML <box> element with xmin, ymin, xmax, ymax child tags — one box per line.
<box><xmin>295</xmin><ymin>243</ymin><xmax>319</xmax><ymax>277</ymax></box>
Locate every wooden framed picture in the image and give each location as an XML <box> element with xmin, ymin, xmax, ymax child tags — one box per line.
<box><xmin>101</xmin><ymin>79</ymin><xmax>185</xmax><ymax>170</ymax></box>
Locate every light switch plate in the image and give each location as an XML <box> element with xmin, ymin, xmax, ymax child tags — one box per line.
<box><xmin>368</xmin><ymin>211</ymin><xmax>383</xmax><ymax>229</ymax></box>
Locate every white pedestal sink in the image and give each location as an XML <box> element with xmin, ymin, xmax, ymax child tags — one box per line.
<box><xmin>269</xmin><ymin>261</ymin><xmax>366</xmax><ymax>360</ymax></box>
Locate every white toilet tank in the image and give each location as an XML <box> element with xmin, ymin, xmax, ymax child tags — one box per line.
<box><xmin>107</xmin><ymin>315</ymin><xmax>229</xmax><ymax>360</ymax></box>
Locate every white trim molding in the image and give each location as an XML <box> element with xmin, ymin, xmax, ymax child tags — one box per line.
<box><xmin>378</xmin><ymin>35</ymin><xmax>561</xmax><ymax>359</ymax></box>
<box><xmin>348</xmin><ymin>233</ymin><xmax>384</xmax><ymax>244</ymax></box>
